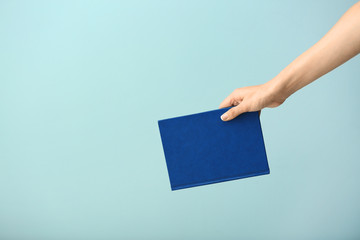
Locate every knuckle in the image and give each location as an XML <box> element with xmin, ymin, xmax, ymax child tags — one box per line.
<box><xmin>242</xmin><ymin>105</ymin><xmax>250</xmax><ymax>112</ymax></box>
<box><xmin>234</xmin><ymin>88</ymin><xmax>241</xmax><ymax>93</ymax></box>
<box><xmin>232</xmin><ymin>88</ymin><xmax>240</xmax><ymax>94</ymax></box>
<box><xmin>228</xmin><ymin>109</ymin><xmax>235</xmax><ymax>117</ymax></box>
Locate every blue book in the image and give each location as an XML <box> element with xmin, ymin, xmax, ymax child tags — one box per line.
<box><xmin>158</xmin><ymin>107</ymin><xmax>270</xmax><ymax>191</ymax></box>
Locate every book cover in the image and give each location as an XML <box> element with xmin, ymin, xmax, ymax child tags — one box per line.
<box><xmin>158</xmin><ymin>107</ymin><xmax>270</xmax><ymax>190</ymax></box>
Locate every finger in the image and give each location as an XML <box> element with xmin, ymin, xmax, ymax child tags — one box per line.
<box><xmin>220</xmin><ymin>103</ymin><xmax>248</xmax><ymax>121</ymax></box>
<box><xmin>219</xmin><ymin>94</ymin><xmax>233</xmax><ymax>109</ymax></box>
<box><xmin>219</xmin><ymin>92</ymin><xmax>243</xmax><ymax>109</ymax></box>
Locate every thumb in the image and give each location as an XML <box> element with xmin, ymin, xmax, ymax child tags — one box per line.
<box><xmin>220</xmin><ymin>104</ymin><xmax>248</xmax><ymax>121</ymax></box>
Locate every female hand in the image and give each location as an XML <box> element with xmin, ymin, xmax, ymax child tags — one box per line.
<box><xmin>219</xmin><ymin>83</ymin><xmax>286</xmax><ymax>121</ymax></box>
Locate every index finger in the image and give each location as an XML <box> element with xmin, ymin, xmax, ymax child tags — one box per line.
<box><xmin>219</xmin><ymin>94</ymin><xmax>233</xmax><ymax>109</ymax></box>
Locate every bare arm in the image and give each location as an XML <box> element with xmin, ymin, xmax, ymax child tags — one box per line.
<box><xmin>220</xmin><ymin>1</ymin><xmax>360</xmax><ymax>121</ymax></box>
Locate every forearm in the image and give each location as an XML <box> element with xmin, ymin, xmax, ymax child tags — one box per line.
<box><xmin>268</xmin><ymin>1</ymin><xmax>360</xmax><ymax>99</ymax></box>
<box><xmin>220</xmin><ymin>2</ymin><xmax>360</xmax><ymax>121</ymax></box>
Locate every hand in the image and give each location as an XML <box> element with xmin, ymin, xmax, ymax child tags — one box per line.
<box><xmin>219</xmin><ymin>2</ymin><xmax>360</xmax><ymax>122</ymax></box>
<box><xmin>219</xmin><ymin>83</ymin><xmax>286</xmax><ymax>121</ymax></box>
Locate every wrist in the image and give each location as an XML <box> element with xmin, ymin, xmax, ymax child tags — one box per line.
<box><xmin>263</xmin><ymin>76</ymin><xmax>290</xmax><ymax>104</ymax></box>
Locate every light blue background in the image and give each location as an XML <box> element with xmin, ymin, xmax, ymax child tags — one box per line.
<box><xmin>1</xmin><ymin>1</ymin><xmax>359</xmax><ymax>239</ymax></box>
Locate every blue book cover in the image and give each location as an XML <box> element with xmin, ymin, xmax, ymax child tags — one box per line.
<box><xmin>158</xmin><ymin>107</ymin><xmax>270</xmax><ymax>191</ymax></box>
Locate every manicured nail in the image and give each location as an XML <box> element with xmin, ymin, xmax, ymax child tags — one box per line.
<box><xmin>221</xmin><ymin>113</ymin><xmax>228</xmax><ymax>121</ymax></box>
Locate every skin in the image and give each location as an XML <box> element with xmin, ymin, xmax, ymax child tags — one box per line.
<box><xmin>220</xmin><ymin>1</ymin><xmax>360</xmax><ymax>121</ymax></box>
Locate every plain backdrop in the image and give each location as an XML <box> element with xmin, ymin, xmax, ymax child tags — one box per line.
<box><xmin>0</xmin><ymin>1</ymin><xmax>359</xmax><ymax>239</ymax></box>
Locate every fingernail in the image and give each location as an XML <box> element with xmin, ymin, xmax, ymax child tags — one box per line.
<box><xmin>221</xmin><ymin>113</ymin><xmax>228</xmax><ymax>121</ymax></box>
